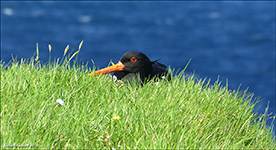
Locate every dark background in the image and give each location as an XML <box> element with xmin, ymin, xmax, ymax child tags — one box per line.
<box><xmin>1</xmin><ymin>1</ymin><xmax>275</xmax><ymax>135</ymax></box>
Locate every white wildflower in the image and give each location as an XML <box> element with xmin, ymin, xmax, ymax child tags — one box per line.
<box><xmin>56</xmin><ymin>99</ymin><xmax>65</xmax><ymax>106</ymax></box>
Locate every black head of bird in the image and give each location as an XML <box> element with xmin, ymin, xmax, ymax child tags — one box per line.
<box><xmin>89</xmin><ymin>51</ymin><xmax>170</xmax><ymax>84</ymax></box>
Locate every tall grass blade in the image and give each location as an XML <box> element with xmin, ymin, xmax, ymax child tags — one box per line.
<box><xmin>35</xmin><ymin>43</ymin><xmax>39</xmax><ymax>61</ymax></box>
<box><xmin>69</xmin><ymin>50</ymin><xmax>80</xmax><ymax>62</ymax></box>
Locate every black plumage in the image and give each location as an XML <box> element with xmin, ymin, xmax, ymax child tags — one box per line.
<box><xmin>89</xmin><ymin>51</ymin><xmax>170</xmax><ymax>84</ymax></box>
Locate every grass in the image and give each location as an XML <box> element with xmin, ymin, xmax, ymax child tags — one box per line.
<box><xmin>1</xmin><ymin>42</ymin><xmax>275</xmax><ymax>149</ymax></box>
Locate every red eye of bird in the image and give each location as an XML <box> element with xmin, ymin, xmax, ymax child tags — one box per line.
<box><xmin>130</xmin><ymin>57</ymin><xmax>137</xmax><ymax>62</ymax></box>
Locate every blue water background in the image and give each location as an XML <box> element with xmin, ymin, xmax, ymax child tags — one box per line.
<box><xmin>1</xmin><ymin>2</ymin><xmax>275</xmax><ymax>135</ymax></box>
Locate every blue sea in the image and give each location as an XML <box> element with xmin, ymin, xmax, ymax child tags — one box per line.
<box><xmin>1</xmin><ymin>1</ymin><xmax>275</xmax><ymax>135</ymax></box>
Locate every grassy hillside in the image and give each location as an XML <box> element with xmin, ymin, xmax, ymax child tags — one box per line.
<box><xmin>1</xmin><ymin>43</ymin><xmax>275</xmax><ymax>149</ymax></box>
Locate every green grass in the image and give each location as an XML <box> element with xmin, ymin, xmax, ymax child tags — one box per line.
<box><xmin>1</xmin><ymin>43</ymin><xmax>275</xmax><ymax>149</ymax></box>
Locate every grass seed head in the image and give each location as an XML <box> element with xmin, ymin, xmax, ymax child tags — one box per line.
<box><xmin>48</xmin><ymin>44</ymin><xmax>52</xmax><ymax>53</ymax></box>
<box><xmin>64</xmin><ymin>45</ymin><xmax>69</xmax><ymax>56</ymax></box>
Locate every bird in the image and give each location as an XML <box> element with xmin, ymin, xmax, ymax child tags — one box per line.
<box><xmin>89</xmin><ymin>51</ymin><xmax>171</xmax><ymax>85</ymax></box>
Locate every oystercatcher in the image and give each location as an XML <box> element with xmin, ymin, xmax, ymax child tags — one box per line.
<box><xmin>89</xmin><ymin>51</ymin><xmax>170</xmax><ymax>84</ymax></box>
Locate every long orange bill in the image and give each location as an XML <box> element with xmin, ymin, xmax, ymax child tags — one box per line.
<box><xmin>89</xmin><ymin>61</ymin><xmax>125</xmax><ymax>76</ymax></box>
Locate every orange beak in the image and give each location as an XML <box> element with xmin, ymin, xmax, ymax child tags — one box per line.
<box><xmin>89</xmin><ymin>61</ymin><xmax>125</xmax><ymax>76</ymax></box>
